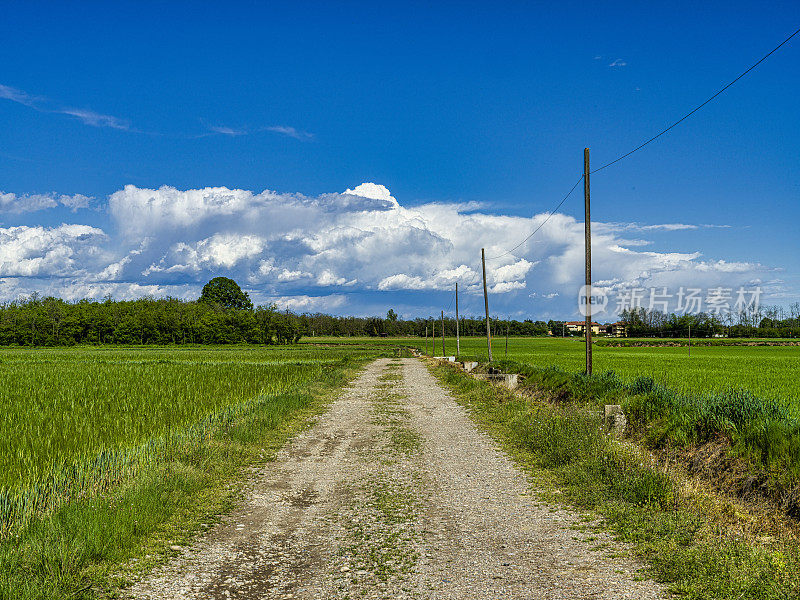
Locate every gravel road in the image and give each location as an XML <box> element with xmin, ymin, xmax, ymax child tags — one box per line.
<box><xmin>127</xmin><ymin>357</ymin><xmax>666</xmax><ymax>599</ymax></box>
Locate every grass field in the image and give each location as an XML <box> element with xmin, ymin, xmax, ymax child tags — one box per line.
<box><xmin>2</xmin><ymin>338</ymin><xmax>797</xmax><ymax>598</ymax></box>
<box><xmin>0</xmin><ymin>343</ymin><xmax>387</xmax><ymax>596</ymax></box>
<box><xmin>0</xmin><ymin>345</ymin><xmax>379</xmax><ymax>493</ymax></box>
<box><xmin>1</xmin><ymin>343</ymin><xmax>390</xmax><ymax>599</ymax></box>
<box><xmin>354</xmin><ymin>336</ymin><xmax>800</xmax><ymax>408</ymax></box>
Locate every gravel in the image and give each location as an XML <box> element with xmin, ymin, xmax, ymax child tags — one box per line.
<box><xmin>126</xmin><ymin>357</ymin><xmax>667</xmax><ymax>599</ymax></box>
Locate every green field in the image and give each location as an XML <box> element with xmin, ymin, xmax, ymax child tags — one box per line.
<box><xmin>0</xmin><ymin>344</ymin><xmax>383</xmax><ymax>536</ymax></box>
<box><xmin>384</xmin><ymin>336</ymin><xmax>800</xmax><ymax>408</ymax></box>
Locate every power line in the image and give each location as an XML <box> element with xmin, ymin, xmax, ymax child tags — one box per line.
<box><xmin>444</xmin><ymin>288</ymin><xmax>455</xmax><ymax>313</ymax></box>
<box><xmin>482</xmin><ymin>25</ymin><xmax>800</xmax><ymax>259</ymax></box>
<box><xmin>485</xmin><ymin>175</ymin><xmax>583</xmax><ymax>260</ymax></box>
<box><xmin>591</xmin><ymin>25</ymin><xmax>800</xmax><ymax>174</ymax></box>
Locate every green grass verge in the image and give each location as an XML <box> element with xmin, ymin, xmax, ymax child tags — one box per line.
<box><xmin>430</xmin><ymin>362</ymin><xmax>800</xmax><ymax>600</ymax></box>
<box><xmin>0</xmin><ymin>351</ymin><xmax>385</xmax><ymax>600</ymax></box>
<box><xmin>486</xmin><ymin>358</ymin><xmax>800</xmax><ymax>511</ymax></box>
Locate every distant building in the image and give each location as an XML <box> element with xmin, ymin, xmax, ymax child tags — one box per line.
<box><xmin>565</xmin><ymin>321</ymin><xmax>602</xmax><ymax>335</ymax></box>
<box><xmin>609</xmin><ymin>322</ymin><xmax>628</xmax><ymax>337</ymax></box>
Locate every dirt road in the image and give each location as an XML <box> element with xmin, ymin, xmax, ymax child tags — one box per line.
<box><xmin>128</xmin><ymin>358</ymin><xmax>665</xmax><ymax>599</ymax></box>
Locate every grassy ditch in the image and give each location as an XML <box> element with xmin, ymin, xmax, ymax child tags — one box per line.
<box><xmin>484</xmin><ymin>359</ymin><xmax>800</xmax><ymax>516</ymax></box>
<box><xmin>431</xmin><ymin>361</ymin><xmax>800</xmax><ymax>599</ymax></box>
<box><xmin>0</xmin><ymin>347</ymin><xmax>388</xmax><ymax>600</ymax></box>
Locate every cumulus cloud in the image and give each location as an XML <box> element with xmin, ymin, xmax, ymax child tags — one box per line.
<box><xmin>0</xmin><ymin>224</ymin><xmax>107</xmax><ymax>277</ymax></box>
<box><xmin>268</xmin><ymin>294</ymin><xmax>347</xmax><ymax>312</ymax></box>
<box><xmin>0</xmin><ymin>181</ymin><xmax>781</xmax><ymax>316</ymax></box>
<box><xmin>1</xmin><ymin>191</ymin><xmax>93</xmax><ymax>214</ymax></box>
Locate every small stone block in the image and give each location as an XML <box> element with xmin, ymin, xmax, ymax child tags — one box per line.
<box><xmin>604</xmin><ymin>405</ymin><xmax>627</xmax><ymax>437</ymax></box>
<box><xmin>503</xmin><ymin>373</ymin><xmax>519</xmax><ymax>389</ymax></box>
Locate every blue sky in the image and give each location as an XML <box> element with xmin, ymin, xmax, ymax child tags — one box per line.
<box><xmin>1</xmin><ymin>1</ymin><xmax>799</xmax><ymax>320</ymax></box>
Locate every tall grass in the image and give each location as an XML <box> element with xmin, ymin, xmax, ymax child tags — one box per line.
<box><xmin>0</xmin><ymin>345</ymin><xmax>379</xmax><ymax>538</ymax></box>
<box><xmin>491</xmin><ymin>358</ymin><xmax>800</xmax><ymax>508</ymax></box>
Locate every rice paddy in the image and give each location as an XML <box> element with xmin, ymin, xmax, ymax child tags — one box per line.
<box><xmin>399</xmin><ymin>336</ymin><xmax>800</xmax><ymax>409</ymax></box>
<box><xmin>0</xmin><ymin>344</ymin><xmax>383</xmax><ymax>536</ymax></box>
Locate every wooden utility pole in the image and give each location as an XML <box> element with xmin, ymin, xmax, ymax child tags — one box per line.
<box><xmin>482</xmin><ymin>248</ymin><xmax>493</xmax><ymax>362</ymax></box>
<box><xmin>505</xmin><ymin>323</ymin><xmax>509</xmax><ymax>358</ymax></box>
<box><xmin>455</xmin><ymin>283</ymin><xmax>460</xmax><ymax>359</ymax></box>
<box><xmin>584</xmin><ymin>148</ymin><xmax>593</xmax><ymax>376</ymax></box>
<box><xmin>432</xmin><ymin>320</ymin><xmax>436</xmax><ymax>357</ymax></box>
<box><xmin>425</xmin><ymin>326</ymin><xmax>428</xmax><ymax>355</ymax></box>
<box><xmin>441</xmin><ymin>310</ymin><xmax>446</xmax><ymax>356</ymax></box>
<box><xmin>688</xmin><ymin>324</ymin><xmax>691</xmax><ymax>358</ymax></box>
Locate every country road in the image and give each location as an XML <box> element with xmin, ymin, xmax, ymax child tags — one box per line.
<box><xmin>128</xmin><ymin>357</ymin><xmax>666</xmax><ymax>599</ymax></box>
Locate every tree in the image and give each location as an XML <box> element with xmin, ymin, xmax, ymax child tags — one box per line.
<box><xmin>199</xmin><ymin>277</ymin><xmax>253</xmax><ymax>310</ymax></box>
<box><xmin>386</xmin><ymin>309</ymin><xmax>398</xmax><ymax>322</ymax></box>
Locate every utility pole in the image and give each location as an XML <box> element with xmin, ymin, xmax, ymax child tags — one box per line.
<box><xmin>441</xmin><ymin>310</ymin><xmax>446</xmax><ymax>356</ymax></box>
<box><xmin>425</xmin><ymin>326</ymin><xmax>428</xmax><ymax>355</ymax></box>
<box><xmin>688</xmin><ymin>323</ymin><xmax>691</xmax><ymax>358</ymax></box>
<box><xmin>455</xmin><ymin>283</ymin><xmax>460</xmax><ymax>359</ymax></box>
<box><xmin>584</xmin><ymin>147</ymin><xmax>593</xmax><ymax>376</ymax></box>
<box><xmin>505</xmin><ymin>323</ymin><xmax>509</xmax><ymax>358</ymax></box>
<box><xmin>432</xmin><ymin>319</ymin><xmax>436</xmax><ymax>357</ymax></box>
<box><xmin>482</xmin><ymin>248</ymin><xmax>493</xmax><ymax>362</ymax></box>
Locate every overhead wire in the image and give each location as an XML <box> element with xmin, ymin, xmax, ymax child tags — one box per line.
<box><xmin>591</xmin><ymin>25</ymin><xmax>800</xmax><ymax>174</ymax></box>
<box><xmin>477</xmin><ymin>24</ymin><xmax>800</xmax><ymax>261</ymax></box>
<box><xmin>484</xmin><ymin>175</ymin><xmax>583</xmax><ymax>260</ymax></box>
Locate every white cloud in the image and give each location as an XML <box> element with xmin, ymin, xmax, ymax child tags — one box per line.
<box><xmin>606</xmin><ymin>222</ymin><xmax>731</xmax><ymax>232</ymax></box>
<box><xmin>144</xmin><ymin>234</ymin><xmax>265</xmax><ymax>275</ymax></box>
<box><xmin>209</xmin><ymin>125</ymin><xmax>246</xmax><ymax>136</ymax></box>
<box><xmin>0</xmin><ymin>82</ymin><xmax>130</xmax><ymax>130</ymax></box>
<box><xmin>0</xmin><ymin>191</ymin><xmax>93</xmax><ymax>214</ymax></box>
<box><xmin>343</xmin><ymin>182</ymin><xmax>399</xmax><ymax>207</ymax></box>
<box><xmin>0</xmin><ymin>84</ymin><xmax>37</xmax><ymax>106</ymax></box>
<box><xmin>268</xmin><ymin>294</ymin><xmax>347</xmax><ymax>312</ymax></box>
<box><xmin>277</xmin><ymin>269</ymin><xmax>310</xmax><ymax>282</ymax></box>
<box><xmin>266</xmin><ymin>125</ymin><xmax>313</xmax><ymax>140</ymax></box>
<box><xmin>609</xmin><ymin>59</ymin><xmax>627</xmax><ymax>67</ymax></box>
<box><xmin>59</xmin><ymin>108</ymin><xmax>129</xmax><ymax>130</ymax></box>
<box><xmin>489</xmin><ymin>281</ymin><xmax>526</xmax><ymax>293</ymax></box>
<box><xmin>0</xmin><ymin>224</ymin><xmax>107</xmax><ymax>277</ymax></box>
<box><xmin>0</xmin><ymin>182</ymin><xmax>782</xmax><ymax>317</ymax></box>
<box><xmin>317</xmin><ymin>269</ymin><xmax>354</xmax><ymax>286</ymax></box>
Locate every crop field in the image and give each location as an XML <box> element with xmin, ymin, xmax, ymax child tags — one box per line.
<box><xmin>0</xmin><ymin>344</ymin><xmax>383</xmax><ymax>535</ymax></box>
<box><xmin>314</xmin><ymin>336</ymin><xmax>800</xmax><ymax>408</ymax></box>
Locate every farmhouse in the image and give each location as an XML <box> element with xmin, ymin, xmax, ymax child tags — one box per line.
<box><xmin>565</xmin><ymin>321</ymin><xmax>602</xmax><ymax>335</ymax></box>
<box><xmin>609</xmin><ymin>322</ymin><xmax>628</xmax><ymax>337</ymax></box>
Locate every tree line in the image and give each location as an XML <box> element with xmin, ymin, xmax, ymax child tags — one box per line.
<box><xmin>619</xmin><ymin>306</ymin><xmax>800</xmax><ymax>338</ymax></box>
<box><xmin>2</xmin><ymin>275</ymin><xmax>797</xmax><ymax>346</ymax></box>
<box><xmin>298</xmin><ymin>311</ymin><xmax>550</xmax><ymax>338</ymax></box>
<box><xmin>0</xmin><ymin>278</ymin><xmax>303</xmax><ymax>346</ymax></box>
